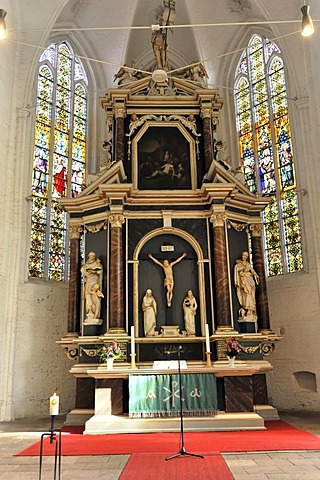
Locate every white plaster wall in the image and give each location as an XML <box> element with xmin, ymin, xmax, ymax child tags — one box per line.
<box><xmin>14</xmin><ymin>282</ymin><xmax>76</xmax><ymax>417</ymax></box>
<box><xmin>266</xmin><ymin>271</ymin><xmax>320</xmax><ymax>410</ymax></box>
<box><xmin>0</xmin><ymin>0</ymin><xmax>74</xmax><ymax>421</ymax></box>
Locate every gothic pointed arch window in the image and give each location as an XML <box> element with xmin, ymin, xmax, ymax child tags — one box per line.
<box><xmin>28</xmin><ymin>41</ymin><xmax>87</xmax><ymax>281</ymax></box>
<box><xmin>234</xmin><ymin>34</ymin><xmax>303</xmax><ymax>276</ymax></box>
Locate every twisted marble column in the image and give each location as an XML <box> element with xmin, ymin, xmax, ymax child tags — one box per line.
<box><xmin>108</xmin><ymin>214</ymin><xmax>125</xmax><ymax>333</ymax></box>
<box><xmin>114</xmin><ymin>107</ymin><xmax>126</xmax><ymax>163</ymax></box>
<box><xmin>250</xmin><ymin>224</ymin><xmax>272</xmax><ymax>333</ymax></box>
<box><xmin>211</xmin><ymin>212</ymin><xmax>233</xmax><ymax>331</ymax></box>
<box><xmin>201</xmin><ymin>108</ymin><xmax>214</xmax><ymax>173</ymax></box>
<box><xmin>67</xmin><ymin>225</ymin><xmax>81</xmax><ymax>336</ymax></box>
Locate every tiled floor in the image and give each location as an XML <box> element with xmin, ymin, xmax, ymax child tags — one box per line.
<box><xmin>0</xmin><ymin>411</ymin><xmax>320</xmax><ymax>479</ymax></box>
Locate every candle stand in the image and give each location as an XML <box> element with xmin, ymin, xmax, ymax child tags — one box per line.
<box><xmin>130</xmin><ymin>353</ymin><xmax>137</xmax><ymax>369</ymax></box>
<box><xmin>38</xmin><ymin>415</ymin><xmax>62</xmax><ymax>480</ymax></box>
<box><xmin>205</xmin><ymin>351</ymin><xmax>212</xmax><ymax>368</ymax></box>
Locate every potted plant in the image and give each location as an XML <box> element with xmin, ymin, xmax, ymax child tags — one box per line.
<box><xmin>99</xmin><ymin>341</ymin><xmax>122</xmax><ymax>369</ymax></box>
<box><xmin>225</xmin><ymin>337</ymin><xmax>241</xmax><ymax>367</ymax></box>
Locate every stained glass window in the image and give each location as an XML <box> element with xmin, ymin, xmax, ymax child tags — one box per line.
<box><xmin>28</xmin><ymin>41</ymin><xmax>88</xmax><ymax>281</ymax></box>
<box><xmin>234</xmin><ymin>35</ymin><xmax>303</xmax><ymax>276</ymax></box>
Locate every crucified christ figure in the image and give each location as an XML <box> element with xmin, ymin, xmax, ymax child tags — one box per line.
<box><xmin>148</xmin><ymin>253</ymin><xmax>187</xmax><ymax>307</ymax></box>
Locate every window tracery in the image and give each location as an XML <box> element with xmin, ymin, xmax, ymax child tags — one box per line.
<box><xmin>234</xmin><ymin>34</ymin><xmax>303</xmax><ymax>276</ymax></box>
<box><xmin>28</xmin><ymin>42</ymin><xmax>87</xmax><ymax>281</ymax></box>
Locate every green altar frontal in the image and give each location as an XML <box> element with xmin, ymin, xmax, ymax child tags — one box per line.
<box><xmin>129</xmin><ymin>373</ymin><xmax>217</xmax><ymax>418</ymax></box>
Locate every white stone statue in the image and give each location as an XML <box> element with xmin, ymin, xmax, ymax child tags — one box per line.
<box><xmin>148</xmin><ymin>253</ymin><xmax>187</xmax><ymax>307</ymax></box>
<box><xmin>183</xmin><ymin>290</ymin><xmax>197</xmax><ymax>336</ymax></box>
<box><xmin>234</xmin><ymin>251</ymin><xmax>259</xmax><ymax>318</ymax></box>
<box><xmin>142</xmin><ymin>289</ymin><xmax>158</xmax><ymax>337</ymax></box>
<box><xmin>81</xmin><ymin>251</ymin><xmax>103</xmax><ymax>320</ymax></box>
<box><xmin>113</xmin><ymin>61</ymin><xmax>137</xmax><ymax>85</ymax></box>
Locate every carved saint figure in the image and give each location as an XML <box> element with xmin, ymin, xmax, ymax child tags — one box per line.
<box><xmin>142</xmin><ymin>289</ymin><xmax>157</xmax><ymax>337</ymax></box>
<box><xmin>81</xmin><ymin>251</ymin><xmax>103</xmax><ymax>319</ymax></box>
<box><xmin>183</xmin><ymin>290</ymin><xmax>197</xmax><ymax>336</ymax></box>
<box><xmin>234</xmin><ymin>251</ymin><xmax>259</xmax><ymax>318</ymax></box>
<box><xmin>151</xmin><ymin>29</ymin><xmax>167</xmax><ymax>70</ymax></box>
<box><xmin>148</xmin><ymin>253</ymin><xmax>187</xmax><ymax>307</ymax></box>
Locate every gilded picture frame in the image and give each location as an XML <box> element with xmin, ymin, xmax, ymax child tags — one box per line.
<box><xmin>132</xmin><ymin>122</ymin><xmax>197</xmax><ymax>190</ymax></box>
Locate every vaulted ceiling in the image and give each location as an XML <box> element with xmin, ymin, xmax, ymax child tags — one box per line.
<box><xmin>49</xmin><ymin>0</ymin><xmax>312</xmax><ymax>90</ymax></box>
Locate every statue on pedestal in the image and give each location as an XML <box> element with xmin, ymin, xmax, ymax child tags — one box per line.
<box><xmin>234</xmin><ymin>251</ymin><xmax>259</xmax><ymax>319</ymax></box>
<box><xmin>183</xmin><ymin>290</ymin><xmax>197</xmax><ymax>336</ymax></box>
<box><xmin>142</xmin><ymin>289</ymin><xmax>157</xmax><ymax>337</ymax></box>
<box><xmin>81</xmin><ymin>251</ymin><xmax>103</xmax><ymax>321</ymax></box>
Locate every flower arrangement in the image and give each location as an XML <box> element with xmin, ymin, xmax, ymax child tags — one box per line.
<box><xmin>99</xmin><ymin>341</ymin><xmax>122</xmax><ymax>362</ymax></box>
<box><xmin>226</xmin><ymin>337</ymin><xmax>241</xmax><ymax>358</ymax></box>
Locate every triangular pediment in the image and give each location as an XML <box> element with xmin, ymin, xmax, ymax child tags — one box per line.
<box><xmin>80</xmin><ymin>161</ymin><xmax>127</xmax><ymax>197</ymax></box>
<box><xmin>206</xmin><ymin>159</ymin><xmax>254</xmax><ymax>196</ymax></box>
<box><xmin>106</xmin><ymin>75</ymin><xmax>222</xmax><ymax>102</ymax></box>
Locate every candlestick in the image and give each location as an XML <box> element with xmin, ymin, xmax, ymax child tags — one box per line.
<box><xmin>205</xmin><ymin>324</ymin><xmax>210</xmax><ymax>353</ymax></box>
<box><xmin>205</xmin><ymin>351</ymin><xmax>212</xmax><ymax>368</ymax></box>
<box><xmin>49</xmin><ymin>392</ymin><xmax>59</xmax><ymax>416</ymax></box>
<box><xmin>131</xmin><ymin>325</ymin><xmax>135</xmax><ymax>355</ymax></box>
<box><xmin>130</xmin><ymin>353</ymin><xmax>137</xmax><ymax>369</ymax></box>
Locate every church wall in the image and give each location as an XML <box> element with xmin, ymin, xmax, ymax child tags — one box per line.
<box><xmin>13</xmin><ymin>282</ymin><xmax>76</xmax><ymax>418</ymax></box>
<box><xmin>0</xmin><ymin>0</ymin><xmax>77</xmax><ymax>420</ymax></box>
<box><xmin>266</xmin><ymin>271</ymin><xmax>320</xmax><ymax>410</ymax></box>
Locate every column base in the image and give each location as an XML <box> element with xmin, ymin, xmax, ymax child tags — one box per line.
<box><xmin>103</xmin><ymin>328</ymin><xmax>127</xmax><ymax>337</ymax></box>
<box><xmin>64</xmin><ymin>332</ymin><xmax>80</xmax><ymax>338</ymax></box>
<box><xmin>214</xmin><ymin>326</ymin><xmax>238</xmax><ymax>334</ymax></box>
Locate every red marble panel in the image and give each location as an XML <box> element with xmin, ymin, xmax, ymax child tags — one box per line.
<box><xmin>224</xmin><ymin>376</ymin><xmax>254</xmax><ymax>412</ymax></box>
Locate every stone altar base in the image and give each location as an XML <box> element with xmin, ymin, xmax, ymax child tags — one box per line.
<box><xmin>84</xmin><ymin>411</ymin><xmax>265</xmax><ymax>434</ymax></box>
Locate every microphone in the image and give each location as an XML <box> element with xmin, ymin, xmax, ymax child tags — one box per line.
<box><xmin>164</xmin><ymin>346</ymin><xmax>184</xmax><ymax>354</ymax></box>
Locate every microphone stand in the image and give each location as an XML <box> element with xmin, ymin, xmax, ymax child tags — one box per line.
<box><xmin>166</xmin><ymin>347</ymin><xmax>204</xmax><ymax>461</ymax></box>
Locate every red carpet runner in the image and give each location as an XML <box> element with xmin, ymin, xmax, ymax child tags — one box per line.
<box><xmin>119</xmin><ymin>453</ymin><xmax>234</xmax><ymax>480</ymax></box>
<box><xmin>16</xmin><ymin>421</ymin><xmax>320</xmax><ymax>456</ymax></box>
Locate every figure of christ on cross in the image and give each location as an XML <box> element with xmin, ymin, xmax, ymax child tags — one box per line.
<box><xmin>148</xmin><ymin>253</ymin><xmax>187</xmax><ymax>307</ymax></box>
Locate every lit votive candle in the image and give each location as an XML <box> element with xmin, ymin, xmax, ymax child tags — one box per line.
<box><xmin>49</xmin><ymin>392</ymin><xmax>59</xmax><ymax>416</ymax></box>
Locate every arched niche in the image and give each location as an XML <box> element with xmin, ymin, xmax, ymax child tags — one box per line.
<box><xmin>132</xmin><ymin>227</ymin><xmax>209</xmax><ymax>338</ymax></box>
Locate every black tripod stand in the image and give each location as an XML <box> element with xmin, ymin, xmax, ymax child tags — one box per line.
<box><xmin>165</xmin><ymin>346</ymin><xmax>204</xmax><ymax>461</ymax></box>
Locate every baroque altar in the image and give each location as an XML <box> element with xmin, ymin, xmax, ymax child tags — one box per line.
<box><xmin>58</xmin><ymin>5</ymin><xmax>283</xmax><ymax>429</ymax></box>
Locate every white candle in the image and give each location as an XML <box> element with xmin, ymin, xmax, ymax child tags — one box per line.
<box><xmin>131</xmin><ymin>326</ymin><xmax>135</xmax><ymax>355</ymax></box>
<box><xmin>205</xmin><ymin>324</ymin><xmax>210</xmax><ymax>353</ymax></box>
<box><xmin>49</xmin><ymin>393</ymin><xmax>59</xmax><ymax>416</ymax></box>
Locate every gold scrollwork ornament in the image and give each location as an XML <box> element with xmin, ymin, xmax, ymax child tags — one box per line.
<box><xmin>65</xmin><ymin>347</ymin><xmax>79</xmax><ymax>360</ymax></box>
<box><xmin>260</xmin><ymin>342</ymin><xmax>275</xmax><ymax>356</ymax></box>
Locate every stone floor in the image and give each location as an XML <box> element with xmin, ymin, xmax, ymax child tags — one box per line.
<box><xmin>0</xmin><ymin>411</ymin><xmax>320</xmax><ymax>479</ymax></box>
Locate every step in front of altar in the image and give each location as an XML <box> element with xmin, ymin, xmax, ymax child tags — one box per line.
<box><xmin>83</xmin><ymin>411</ymin><xmax>265</xmax><ymax>434</ymax></box>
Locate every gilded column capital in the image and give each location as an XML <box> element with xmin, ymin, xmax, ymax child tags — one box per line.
<box><xmin>200</xmin><ymin>108</ymin><xmax>212</xmax><ymax>120</ymax></box>
<box><xmin>69</xmin><ymin>225</ymin><xmax>82</xmax><ymax>239</ymax></box>
<box><xmin>210</xmin><ymin>212</ymin><xmax>227</xmax><ymax>228</ymax></box>
<box><xmin>114</xmin><ymin>107</ymin><xmax>126</xmax><ymax>119</ymax></box>
<box><xmin>109</xmin><ymin>214</ymin><xmax>125</xmax><ymax>228</ymax></box>
<box><xmin>250</xmin><ymin>223</ymin><xmax>263</xmax><ymax>237</ymax></box>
